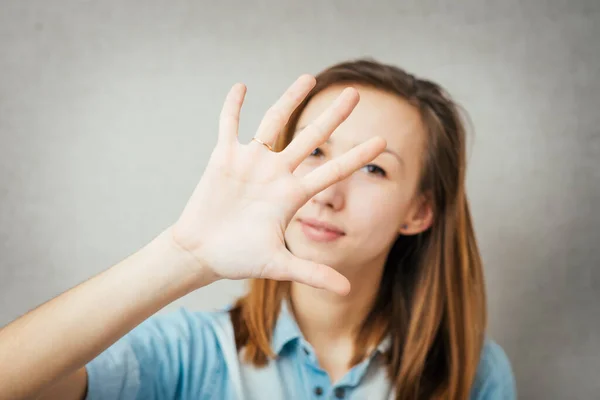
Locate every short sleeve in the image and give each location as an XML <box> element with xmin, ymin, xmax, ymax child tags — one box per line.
<box><xmin>470</xmin><ymin>340</ymin><xmax>517</xmax><ymax>400</ymax></box>
<box><xmin>85</xmin><ymin>308</ymin><xmax>223</xmax><ymax>400</ymax></box>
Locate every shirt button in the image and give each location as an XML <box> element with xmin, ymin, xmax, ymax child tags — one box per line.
<box><xmin>313</xmin><ymin>386</ymin><xmax>323</xmax><ymax>396</ymax></box>
<box><xmin>334</xmin><ymin>387</ymin><xmax>345</xmax><ymax>399</ymax></box>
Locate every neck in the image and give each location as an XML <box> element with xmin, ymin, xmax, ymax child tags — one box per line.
<box><xmin>289</xmin><ymin>257</ymin><xmax>386</xmax><ymax>348</ymax></box>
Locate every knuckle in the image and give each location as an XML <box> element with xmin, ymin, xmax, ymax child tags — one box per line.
<box><xmin>286</xmin><ymin>88</ymin><xmax>303</xmax><ymax>104</ymax></box>
<box><xmin>307</xmin><ymin>122</ymin><xmax>325</xmax><ymax>139</ymax></box>
<box><xmin>266</xmin><ymin>107</ymin><xmax>286</xmax><ymax>125</ymax></box>
<box><xmin>309</xmin><ymin>264</ymin><xmax>325</xmax><ymax>289</ymax></box>
<box><xmin>226</xmin><ymin>113</ymin><xmax>240</xmax><ymax>125</ymax></box>
<box><xmin>297</xmin><ymin>179</ymin><xmax>312</xmax><ymax>202</ymax></box>
<box><xmin>331</xmin><ymin>160</ymin><xmax>344</xmax><ymax>181</ymax></box>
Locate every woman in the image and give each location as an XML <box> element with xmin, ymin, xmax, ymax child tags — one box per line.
<box><xmin>0</xmin><ymin>59</ymin><xmax>515</xmax><ymax>399</ymax></box>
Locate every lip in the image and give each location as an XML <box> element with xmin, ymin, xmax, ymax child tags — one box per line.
<box><xmin>298</xmin><ymin>218</ymin><xmax>345</xmax><ymax>242</ymax></box>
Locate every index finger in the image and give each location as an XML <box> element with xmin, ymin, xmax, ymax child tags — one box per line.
<box><xmin>299</xmin><ymin>136</ymin><xmax>387</xmax><ymax>198</ymax></box>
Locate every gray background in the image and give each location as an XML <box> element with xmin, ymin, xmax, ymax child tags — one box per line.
<box><xmin>1</xmin><ymin>0</ymin><xmax>598</xmax><ymax>398</ymax></box>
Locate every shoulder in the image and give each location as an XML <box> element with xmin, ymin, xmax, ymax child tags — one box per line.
<box><xmin>85</xmin><ymin>308</ymin><xmax>236</xmax><ymax>399</ymax></box>
<box><xmin>88</xmin><ymin>307</ymin><xmax>234</xmax><ymax>368</ymax></box>
<box><xmin>470</xmin><ymin>339</ymin><xmax>517</xmax><ymax>400</ymax></box>
<box><xmin>131</xmin><ymin>307</ymin><xmax>234</xmax><ymax>351</ymax></box>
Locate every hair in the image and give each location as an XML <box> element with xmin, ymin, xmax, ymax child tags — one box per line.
<box><xmin>229</xmin><ymin>58</ymin><xmax>487</xmax><ymax>399</ymax></box>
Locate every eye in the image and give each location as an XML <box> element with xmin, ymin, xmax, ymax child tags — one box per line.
<box><xmin>309</xmin><ymin>148</ymin><xmax>323</xmax><ymax>157</ymax></box>
<box><xmin>361</xmin><ymin>164</ymin><xmax>387</xmax><ymax>177</ymax></box>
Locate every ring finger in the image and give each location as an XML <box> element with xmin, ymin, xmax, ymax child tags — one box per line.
<box><xmin>252</xmin><ymin>74</ymin><xmax>316</xmax><ymax>150</ymax></box>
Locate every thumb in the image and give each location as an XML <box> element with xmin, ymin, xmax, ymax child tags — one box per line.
<box><xmin>263</xmin><ymin>249</ymin><xmax>351</xmax><ymax>296</ymax></box>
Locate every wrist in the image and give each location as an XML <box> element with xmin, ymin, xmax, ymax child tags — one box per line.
<box><xmin>148</xmin><ymin>227</ymin><xmax>221</xmax><ymax>292</ymax></box>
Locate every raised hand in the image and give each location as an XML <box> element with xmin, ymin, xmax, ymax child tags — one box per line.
<box><xmin>171</xmin><ymin>75</ymin><xmax>386</xmax><ymax>295</ymax></box>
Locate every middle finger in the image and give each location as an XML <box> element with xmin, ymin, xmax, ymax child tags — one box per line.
<box><xmin>280</xmin><ymin>87</ymin><xmax>360</xmax><ymax>170</ymax></box>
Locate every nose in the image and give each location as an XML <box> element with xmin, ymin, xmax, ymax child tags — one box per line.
<box><xmin>310</xmin><ymin>181</ymin><xmax>345</xmax><ymax>211</ymax></box>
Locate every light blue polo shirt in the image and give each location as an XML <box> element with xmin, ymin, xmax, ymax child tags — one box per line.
<box><xmin>85</xmin><ymin>302</ymin><xmax>516</xmax><ymax>399</ymax></box>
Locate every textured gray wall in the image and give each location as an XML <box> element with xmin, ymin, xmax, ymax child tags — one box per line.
<box><xmin>1</xmin><ymin>1</ymin><xmax>598</xmax><ymax>398</ymax></box>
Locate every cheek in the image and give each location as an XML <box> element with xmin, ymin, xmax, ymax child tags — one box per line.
<box><xmin>349</xmin><ymin>187</ymin><xmax>409</xmax><ymax>237</ymax></box>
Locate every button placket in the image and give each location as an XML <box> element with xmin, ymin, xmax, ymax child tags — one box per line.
<box><xmin>301</xmin><ymin>348</ymin><xmax>330</xmax><ymax>399</ymax></box>
<box><xmin>333</xmin><ymin>386</ymin><xmax>346</xmax><ymax>399</ymax></box>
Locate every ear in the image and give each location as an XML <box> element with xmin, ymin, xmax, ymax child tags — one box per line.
<box><xmin>399</xmin><ymin>192</ymin><xmax>434</xmax><ymax>236</ymax></box>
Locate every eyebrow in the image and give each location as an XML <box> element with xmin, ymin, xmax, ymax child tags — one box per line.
<box><xmin>379</xmin><ymin>147</ymin><xmax>404</xmax><ymax>166</ymax></box>
<box><xmin>328</xmin><ymin>137</ymin><xmax>405</xmax><ymax>167</ymax></box>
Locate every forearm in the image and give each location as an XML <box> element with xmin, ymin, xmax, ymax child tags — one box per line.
<box><xmin>0</xmin><ymin>227</ymin><xmax>216</xmax><ymax>400</ymax></box>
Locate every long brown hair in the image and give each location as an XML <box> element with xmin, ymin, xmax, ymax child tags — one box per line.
<box><xmin>229</xmin><ymin>59</ymin><xmax>487</xmax><ymax>399</ymax></box>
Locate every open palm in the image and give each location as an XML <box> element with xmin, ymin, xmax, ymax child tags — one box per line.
<box><xmin>171</xmin><ymin>76</ymin><xmax>385</xmax><ymax>295</ymax></box>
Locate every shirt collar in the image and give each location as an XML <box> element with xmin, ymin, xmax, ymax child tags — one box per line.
<box><xmin>270</xmin><ymin>299</ymin><xmax>392</xmax><ymax>356</ymax></box>
<box><xmin>271</xmin><ymin>299</ymin><xmax>303</xmax><ymax>355</ymax></box>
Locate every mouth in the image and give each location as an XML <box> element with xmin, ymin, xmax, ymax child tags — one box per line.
<box><xmin>298</xmin><ymin>218</ymin><xmax>345</xmax><ymax>242</ymax></box>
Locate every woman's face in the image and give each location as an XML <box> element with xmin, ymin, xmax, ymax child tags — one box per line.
<box><xmin>284</xmin><ymin>84</ymin><xmax>432</xmax><ymax>276</ymax></box>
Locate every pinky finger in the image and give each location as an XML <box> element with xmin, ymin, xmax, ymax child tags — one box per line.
<box><xmin>218</xmin><ymin>83</ymin><xmax>247</xmax><ymax>146</ymax></box>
